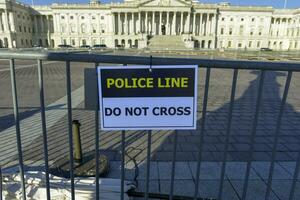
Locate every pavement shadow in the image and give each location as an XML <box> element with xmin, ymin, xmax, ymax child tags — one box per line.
<box><xmin>149</xmin><ymin>70</ymin><xmax>300</xmax><ymax>162</ymax></box>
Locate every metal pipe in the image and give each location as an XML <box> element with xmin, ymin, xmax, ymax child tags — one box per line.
<box><xmin>194</xmin><ymin>68</ymin><xmax>211</xmax><ymax>199</ymax></box>
<box><xmin>218</xmin><ymin>69</ymin><xmax>238</xmax><ymax>199</ymax></box>
<box><xmin>37</xmin><ymin>59</ymin><xmax>51</xmax><ymax>200</ymax></box>
<box><xmin>66</xmin><ymin>61</ymin><xmax>75</xmax><ymax>200</ymax></box>
<box><xmin>73</xmin><ymin>120</ymin><xmax>82</xmax><ymax>164</ymax></box>
<box><xmin>95</xmin><ymin>62</ymin><xmax>100</xmax><ymax>200</ymax></box>
<box><xmin>241</xmin><ymin>70</ymin><xmax>265</xmax><ymax>200</ymax></box>
<box><xmin>145</xmin><ymin>130</ymin><xmax>152</xmax><ymax>200</ymax></box>
<box><xmin>121</xmin><ymin>130</ymin><xmax>126</xmax><ymax>200</ymax></box>
<box><xmin>9</xmin><ymin>59</ymin><xmax>26</xmax><ymax>200</ymax></box>
<box><xmin>0</xmin><ymin>50</ymin><xmax>299</xmax><ymax>71</ymax></box>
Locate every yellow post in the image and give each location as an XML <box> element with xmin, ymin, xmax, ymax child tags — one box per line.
<box><xmin>73</xmin><ymin>120</ymin><xmax>82</xmax><ymax>164</ymax></box>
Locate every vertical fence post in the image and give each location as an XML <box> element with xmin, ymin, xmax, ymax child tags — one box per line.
<box><xmin>241</xmin><ymin>70</ymin><xmax>265</xmax><ymax>200</ymax></box>
<box><xmin>218</xmin><ymin>69</ymin><xmax>238</xmax><ymax>199</ymax></box>
<box><xmin>169</xmin><ymin>130</ymin><xmax>178</xmax><ymax>200</ymax></box>
<box><xmin>37</xmin><ymin>60</ymin><xmax>51</xmax><ymax>200</ymax></box>
<box><xmin>66</xmin><ymin>61</ymin><xmax>75</xmax><ymax>200</ymax></box>
<box><xmin>265</xmin><ymin>71</ymin><xmax>292</xmax><ymax>200</ymax></box>
<box><xmin>121</xmin><ymin>63</ymin><xmax>127</xmax><ymax>200</ymax></box>
<box><xmin>289</xmin><ymin>148</ymin><xmax>300</xmax><ymax>200</ymax></box>
<box><xmin>194</xmin><ymin>68</ymin><xmax>211</xmax><ymax>199</ymax></box>
<box><xmin>145</xmin><ymin>130</ymin><xmax>152</xmax><ymax>200</ymax></box>
<box><xmin>95</xmin><ymin>63</ymin><xmax>100</xmax><ymax>200</ymax></box>
<box><xmin>121</xmin><ymin>130</ymin><xmax>126</xmax><ymax>200</ymax></box>
<box><xmin>0</xmin><ymin>167</ymin><xmax>2</xmax><ymax>200</ymax></box>
<box><xmin>9</xmin><ymin>59</ymin><xmax>26</xmax><ymax>200</ymax></box>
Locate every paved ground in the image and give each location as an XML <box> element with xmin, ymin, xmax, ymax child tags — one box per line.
<box><xmin>1</xmin><ymin>53</ymin><xmax>300</xmax><ymax>199</ymax></box>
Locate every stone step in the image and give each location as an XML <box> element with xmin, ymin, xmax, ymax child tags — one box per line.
<box><xmin>148</xmin><ymin>35</ymin><xmax>187</xmax><ymax>49</ymax></box>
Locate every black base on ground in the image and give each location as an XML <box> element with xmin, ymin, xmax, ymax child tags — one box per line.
<box><xmin>49</xmin><ymin>150</ymin><xmax>109</xmax><ymax>178</ymax></box>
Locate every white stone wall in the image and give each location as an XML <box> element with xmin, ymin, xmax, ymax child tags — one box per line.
<box><xmin>0</xmin><ymin>0</ymin><xmax>300</xmax><ymax>50</ymax></box>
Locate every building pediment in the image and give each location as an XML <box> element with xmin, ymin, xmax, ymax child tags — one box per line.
<box><xmin>139</xmin><ymin>0</ymin><xmax>191</xmax><ymax>7</ymax></box>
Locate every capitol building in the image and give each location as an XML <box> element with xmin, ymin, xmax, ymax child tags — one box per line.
<box><xmin>0</xmin><ymin>0</ymin><xmax>300</xmax><ymax>50</ymax></box>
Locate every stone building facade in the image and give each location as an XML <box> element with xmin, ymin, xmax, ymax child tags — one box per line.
<box><xmin>0</xmin><ymin>0</ymin><xmax>299</xmax><ymax>50</ymax></box>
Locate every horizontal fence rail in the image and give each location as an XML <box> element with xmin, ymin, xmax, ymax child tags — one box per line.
<box><xmin>0</xmin><ymin>50</ymin><xmax>299</xmax><ymax>71</ymax></box>
<box><xmin>0</xmin><ymin>49</ymin><xmax>300</xmax><ymax>200</ymax></box>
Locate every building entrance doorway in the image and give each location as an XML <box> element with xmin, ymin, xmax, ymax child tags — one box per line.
<box><xmin>161</xmin><ymin>25</ymin><xmax>166</xmax><ymax>35</ymax></box>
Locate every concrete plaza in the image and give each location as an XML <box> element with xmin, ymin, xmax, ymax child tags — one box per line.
<box><xmin>0</xmin><ymin>52</ymin><xmax>300</xmax><ymax>199</ymax></box>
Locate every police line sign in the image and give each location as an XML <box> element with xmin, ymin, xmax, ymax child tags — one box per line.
<box><xmin>98</xmin><ymin>65</ymin><xmax>198</xmax><ymax>130</ymax></box>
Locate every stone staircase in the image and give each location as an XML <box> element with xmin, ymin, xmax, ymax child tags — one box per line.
<box><xmin>147</xmin><ymin>35</ymin><xmax>187</xmax><ymax>50</ymax></box>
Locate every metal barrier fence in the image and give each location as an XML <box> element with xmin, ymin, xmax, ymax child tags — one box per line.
<box><xmin>0</xmin><ymin>49</ymin><xmax>300</xmax><ymax>200</ymax></box>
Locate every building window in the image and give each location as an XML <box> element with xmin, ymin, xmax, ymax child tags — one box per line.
<box><xmin>92</xmin><ymin>16</ymin><xmax>96</xmax><ymax>20</ymax></box>
<box><xmin>239</xmin><ymin>25</ymin><xmax>244</xmax><ymax>35</ymax></box>
<box><xmin>102</xmin><ymin>30</ymin><xmax>105</xmax><ymax>33</ymax></box>
<box><xmin>81</xmin><ymin>24</ymin><xmax>86</xmax><ymax>33</ymax></box>
<box><xmin>19</xmin><ymin>26</ymin><xmax>22</xmax><ymax>32</ymax></box>
<box><xmin>221</xmin><ymin>17</ymin><xmax>225</xmax><ymax>21</ymax></box>
<box><xmin>61</xmin><ymin>25</ymin><xmax>66</xmax><ymax>33</ymax></box>
<box><xmin>82</xmin><ymin>39</ymin><xmax>86</xmax><ymax>45</ymax></box>
<box><xmin>229</xmin><ymin>28</ymin><xmax>232</xmax><ymax>35</ymax></box>
<box><xmin>63</xmin><ymin>39</ymin><xmax>67</xmax><ymax>45</ymax></box>
<box><xmin>101</xmin><ymin>16</ymin><xmax>104</xmax><ymax>20</ymax></box>
<box><xmin>24</xmin><ymin>26</ymin><xmax>26</xmax><ymax>33</ymax></box>
<box><xmin>70</xmin><ymin>16</ymin><xmax>74</xmax><ymax>20</ymax></box>
<box><xmin>248</xmin><ymin>41</ymin><xmax>252</xmax><ymax>48</ymax></box>
<box><xmin>21</xmin><ymin>39</ymin><xmax>24</xmax><ymax>45</ymax></box>
<box><xmin>230</xmin><ymin>18</ymin><xmax>233</xmax><ymax>22</ymax></box>
<box><xmin>71</xmin><ymin>39</ymin><xmax>75</xmax><ymax>46</ymax></box>
<box><xmin>70</xmin><ymin>24</ymin><xmax>76</xmax><ymax>33</ymax></box>
<box><xmin>228</xmin><ymin>41</ymin><xmax>232</xmax><ymax>48</ymax></box>
<box><xmin>221</xmin><ymin>28</ymin><xmax>224</xmax><ymax>35</ymax></box>
<box><xmin>81</xmin><ymin>16</ymin><xmax>85</xmax><ymax>20</ymax></box>
<box><xmin>61</xmin><ymin>16</ymin><xmax>65</xmax><ymax>20</ymax></box>
<box><xmin>28</xmin><ymin>28</ymin><xmax>31</xmax><ymax>33</ymax></box>
<box><xmin>252</xmin><ymin>18</ymin><xmax>255</xmax><ymax>22</ymax></box>
<box><xmin>257</xmin><ymin>41</ymin><xmax>261</xmax><ymax>48</ymax></box>
<box><xmin>241</xmin><ymin>18</ymin><xmax>244</xmax><ymax>21</ymax></box>
<box><xmin>238</xmin><ymin>43</ymin><xmax>242</xmax><ymax>48</ymax></box>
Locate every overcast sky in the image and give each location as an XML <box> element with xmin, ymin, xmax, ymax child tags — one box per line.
<box><xmin>19</xmin><ymin>0</ymin><xmax>300</xmax><ymax>9</ymax></box>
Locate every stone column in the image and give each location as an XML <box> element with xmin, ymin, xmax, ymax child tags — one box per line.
<box><xmin>205</xmin><ymin>14</ymin><xmax>209</xmax><ymax>36</ymax></box>
<box><xmin>145</xmin><ymin>12</ymin><xmax>148</xmax><ymax>34</ymax></box>
<box><xmin>172</xmin><ymin>12</ymin><xmax>176</xmax><ymax>35</ymax></box>
<box><xmin>193</xmin><ymin>13</ymin><xmax>196</xmax><ymax>35</ymax></box>
<box><xmin>180</xmin><ymin>12</ymin><xmax>183</xmax><ymax>34</ymax></box>
<box><xmin>125</xmin><ymin>12</ymin><xmax>128</xmax><ymax>35</ymax></box>
<box><xmin>152</xmin><ymin>12</ymin><xmax>155</xmax><ymax>35</ymax></box>
<box><xmin>138</xmin><ymin>12</ymin><xmax>141</xmax><ymax>33</ymax></box>
<box><xmin>211</xmin><ymin>14</ymin><xmax>216</xmax><ymax>36</ymax></box>
<box><xmin>187</xmin><ymin>12</ymin><xmax>190</xmax><ymax>33</ymax></box>
<box><xmin>118</xmin><ymin>12</ymin><xmax>121</xmax><ymax>35</ymax></box>
<box><xmin>46</xmin><ymin>15</ymin><xmax>50</xmax><ymax>33</ymax></box>
<box><xmin>3</xmin><ymin>12</ymin><xmax>10</xmax><ymax>32</ymax></box>
<box><xmin>131</xmin><ymin>13</ymin><xmax>134</xmax><ymax>34</ymax></box>
<box><xmin>200</xmin><ymin>13</ymin><xmax>203</xmax><ymax>35</ymax></box>
<box><xmin>9</xmin><ymin>12</ymin><xmax>15</xmax><ymax>32</ymax></box>
<box><xmin>112</xmin><ymin>13</ymin><xmax>115</xmax><ymax>34</ymax></box>
<box><xmin>166</xmin><ymin>12</ymin><xmax>169</xmax><ymax>35</ymax></box>
<box><xmin>41</xmin><ymin>15</ymin><xmax>45</xmax><ymax>34</ymax></box>
<box><xmin>0</xmin><ymin>12</ymin><xmax>3</xmax><ymax>32</ymax></box>
<box><xmin>34</xmin><ymin>15</ymin><xmax>38</xmax><ymax>34</ymax></box>
<box><xmin>159</xmin><ymin>12</ymin><xmax>162</xmax><ymax>35</ymax></box>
